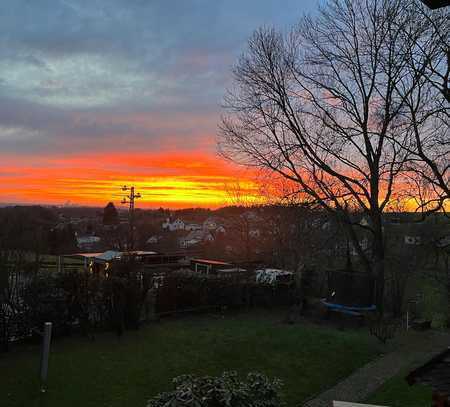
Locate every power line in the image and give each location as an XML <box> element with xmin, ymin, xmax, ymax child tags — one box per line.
<box><xmin>121</xmin><ymin>185</ymin><xmax>141</xmax><ymax>250</ymax></box>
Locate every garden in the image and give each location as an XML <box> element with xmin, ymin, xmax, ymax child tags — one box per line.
<box><xmin>1</xmin><ymin>253</ymin><xmax>444</xmax><ymax>406</ymax></box>
<box><xmin>1</xmin><ymin>310</ymin><xmax>380</xmax><ymax>407</ymax></box>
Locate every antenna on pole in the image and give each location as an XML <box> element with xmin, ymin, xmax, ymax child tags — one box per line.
<box><xmin>120</xmin><ymin>185</ymin><xmax>142</xmax><ymax>250</ymax></box>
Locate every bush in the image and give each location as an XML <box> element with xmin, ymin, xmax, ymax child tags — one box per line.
<box><xmin>146</xmin><ymin>371</ymin><xmax>284</xmax><ymax>407</ymax></box>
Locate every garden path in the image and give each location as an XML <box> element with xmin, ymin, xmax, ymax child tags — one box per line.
<box><xmin>302</xmin><ymin>330</ymin><xmax>450</xmax><ymax>407</ymax></box>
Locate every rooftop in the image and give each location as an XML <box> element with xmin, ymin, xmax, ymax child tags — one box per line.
<box><xmin>192</xmin><ymin>258</ymin><xmax>231</xmax><ymax>266</ymax></box>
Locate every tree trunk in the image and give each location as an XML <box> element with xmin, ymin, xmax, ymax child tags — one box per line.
<box><xmin>374</xmin><ymin>256</ymin><xmax>385</xmax><ymax>314</ymax></box>
<box><xmin>372</xmin><ymin>213</ymin><xmax>386</xmax><ymax>314</ymax></box>
<box><xmin>446</xmin><ymin>256</ymin><xmax>450</xmax><ymax>328</ymax></box>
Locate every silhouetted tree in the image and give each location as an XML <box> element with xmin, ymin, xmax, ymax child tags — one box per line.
<box><xmin>389</xmin><ymin>4</ymin><xmax>449</xmax><ymax>213</ymax></box>
<box><xmin>102</xmin><ymin>202</ymin><xmax>119</xmax><ymax>226</ymax></box>
<box><xmin>219</xmin><ymin>0</ymin><xmax>447</xmax><ymax>311</ymax></box>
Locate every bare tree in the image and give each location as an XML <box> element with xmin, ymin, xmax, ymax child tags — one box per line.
<box><xmin>395</xmin><ymin>3</ymin><xmax>449</xmax><ymax>212</ymax></box>
<box><xmin>219</xmin><ymin>0</ymin><xmax>446</xmax><ymax>311</ymax></box>
<box><xmin>222</xmin><ymin>180</ymin><xmax>262</xmax><ymax>262</ymax></box>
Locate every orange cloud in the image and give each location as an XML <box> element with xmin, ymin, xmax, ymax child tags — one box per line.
<box><xmin>0</xmin><ymin>151</ymin><xmax>260</xmax><ymax>208</ymax></box>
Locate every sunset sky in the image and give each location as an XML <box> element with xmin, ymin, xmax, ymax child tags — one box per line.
<box><xmin>0</xmin><ymin>0</ymin><xmax>318</xmax><ymax>208</ymax></box>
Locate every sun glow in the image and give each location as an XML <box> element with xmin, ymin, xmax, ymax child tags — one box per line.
<box><xmin>1</xmin><ymin>151</ymin><xmax>261</xmax><ymax>208</ymax></box>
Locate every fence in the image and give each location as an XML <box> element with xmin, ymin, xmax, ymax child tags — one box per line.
<box><xmin>153</xmin><ymin>270</ymin><xmax>295</xmax><ymax>315</ymax></box>
<box><xmin>1</xmin><ymin>257</ymin><xmax>297</xmax><ymax>351</ymax></box>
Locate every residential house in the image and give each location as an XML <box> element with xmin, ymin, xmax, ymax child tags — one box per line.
<box><xmin>179</xmin><ymin>230</ymin><xmax>214</xmax><ymax>249</ymax></box>
<box><xmin>162</xmin><ymin>218</ymin><xmax>185</xmax><ymax>231</ymax></box>
<box><xmin>203</xmin><ymin>217</ymin><xmax>219</xmax><ymax>231</ymax></box>
<box><xmin>256</xmin><ymin>268</ymin><xmax>293</xmax><ymax>284</ymax></box>
<box><xmin>184</xmin><ymin>222</ymin><xmax>202</xmax><ymax>231</ymax></box>
<box><xmin>76</xmin><ymin>235</ymin><xmax>101</xmax><ymax>251</ymax></box>
<box><xmin>190</xmin><ymin>258</ymin><xmax>232</xmax><ymax>274</ymax></box>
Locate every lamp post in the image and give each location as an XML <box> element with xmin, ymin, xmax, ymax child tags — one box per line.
<box><xmin>39</xmin><ymin>322</ymin><xmax>52</xmax><ymax>393</ymax></box>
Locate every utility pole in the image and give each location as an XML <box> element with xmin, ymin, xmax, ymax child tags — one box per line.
<box><xmin>121</xmin><ymin>185</ymin><xmax>141</xmax><ymax>251</ymax></box>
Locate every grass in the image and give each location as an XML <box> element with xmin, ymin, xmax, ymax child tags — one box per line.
<box><xmin>366</xmin><ymin>371</ymin><xmax>432</xmax><ymax>407</ymax></box>
<box><xmin>1</xmin><ymin>310</ymin><xmax>379</xmax><ymax>407</ymax></box>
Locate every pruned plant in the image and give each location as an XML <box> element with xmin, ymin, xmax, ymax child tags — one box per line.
<box><xmin>146</xmin><ymin>371</ymin><xmax>284</xmax><ymax>407</ymax></box>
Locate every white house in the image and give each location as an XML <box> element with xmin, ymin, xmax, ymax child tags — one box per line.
<box><xmin>76</xmin><ymin>235</ymin><xmax>101</xmax><ymax>250</ymax></box>
<box><xmin>184</xmin><ymin>223</ymin><xmax>202</xmax><ymax>231</ymax></box>
<box><xmin>162</xmin><ymin>218</ymin><xmax>185</xmax><ymax>231</ymax></box>
<box><xmin>179</xmin><ymin>231</ymin><xmax>202</xmax><ymax>248</ymax></box>
<box><xmin>255</xmin><ymin>268</ymin><xmax>293</xmax><ymax>285</ymax></box>
<box><xmin>179</xmin><ymin>230</ymin><xmax>214</xmax><ymax>248</ymax></box>
<box><xmin>203</xmin><ymin>217</ymin><xmax>218</xmax><ymax>231</ymax></box>
<box><xmin>203</xmin><ymin>217</ymin><xmax>228</xmax><ymax>233</ymax></box>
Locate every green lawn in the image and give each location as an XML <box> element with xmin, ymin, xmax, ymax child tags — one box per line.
<box><xmin>366</xmin><ymin>371</ymin><xmax>432</xmax><ymax>407</ymax></box>
<box><xmin>1</xmin><ymin>310</ymin><xmax>379</xmax><ymax>407</ymax></box>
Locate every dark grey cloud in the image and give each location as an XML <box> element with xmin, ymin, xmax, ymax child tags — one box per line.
<box><xmin>0</xmin><ymin>0</ymin><xmax>318</xmax><ymax>156</ymax></box>
<box><xmin>0</xmin><ymin>95</ymin><xmax>221</xmax><ymax>155</ymax></box>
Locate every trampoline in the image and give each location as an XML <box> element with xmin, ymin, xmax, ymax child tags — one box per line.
<box><xmin>321</xmin><ymin>299</ymin><xmax>376</xmax><ymax>316</ymax></box>
<box><xmin>323</xmin><ymin>269</ymin><xmax>377</xmax><ymax>316</ymax></box>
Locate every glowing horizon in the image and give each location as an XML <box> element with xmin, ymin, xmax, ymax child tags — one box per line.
<box><xmin>0</xmin><ymin>151</ymin><xmax>263</xmax><ymax>209</ymax></box>
<box><xmin>0</xmin><ymin>1</ymin><xmax>318</xmax><ymax>208</ymax></box>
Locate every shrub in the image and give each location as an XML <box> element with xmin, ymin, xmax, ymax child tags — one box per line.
<box><xmin>0</xmin><ymin>251</ymin><xmax>36</xmax><ymax>351</ymax></box>
<box><xmin>146</xmin><ymin>371</ymin><xmax>284</xmax><ymax>407</ymax></box>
